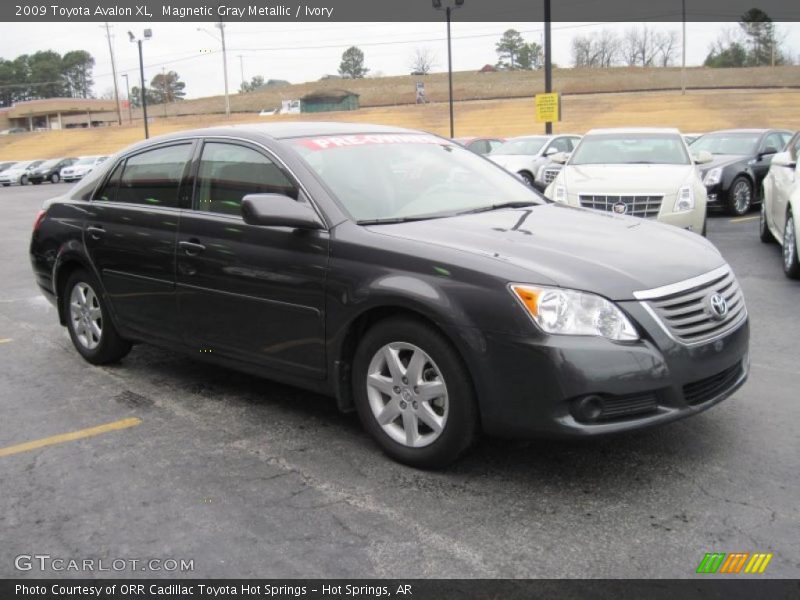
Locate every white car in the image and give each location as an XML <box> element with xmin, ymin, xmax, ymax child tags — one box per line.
<box><xmin>0</xmin><ymin>159</ymin><xmax>45</xmax><ymax>186</ymax></box>
<box><xmin>545</xmin><ymin>128</ymin><xmax>712</xmax><ymax>235</ymax></box>
<box><xmin>488</xmin><ymin>134</ymin><xmax>581</xmax><ymax>190</ymax></box>
<box><xmin>60</xmin><ymin>156</ymin><xmax>108</xmax><ymax>182</ymax></box>
<box><xmin>761</xmin><ymin>131</ymin><xmax>800</xmax><ymax>278</ymax></box>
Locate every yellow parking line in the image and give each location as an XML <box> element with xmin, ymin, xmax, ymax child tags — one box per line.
<box><xmin>0</xmin><ymin>338</ymin><xmax>12</xmax><ymax>344</ymax></box>
<box><xmin>730</xmin><ymin>216</ymin><xmax>759</xmax><ymax>224</ymax></box>
<box><xmin>0</xmin><ymin>417</ymin><xmax>142</xmax><ymax>458</ymax></box>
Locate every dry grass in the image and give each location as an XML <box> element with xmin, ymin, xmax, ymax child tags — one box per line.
<box><xmin>1</xmin><ymin>88</ymin><xmax>799</xmax><ymax>161</ymax></box>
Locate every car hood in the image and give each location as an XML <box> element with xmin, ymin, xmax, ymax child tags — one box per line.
<box><xmin>2</xmin><ymin>169</ymin><xmax>25</xmax><ymax>177</ymax></box>
<box><xmin>367</xmin><ymin>204</ymin><xmax>724</xmax><ymax>300</ymax></box>
<box><xmin>699</xmin><ymin>154</ymin><xmax>746</xmax><ymax>172</ymax></box>
<box><xmin>560</xmin><ymin>164</ymin><xmax>693</xmax><ymax>194</ymax></box>
<box><xmin>488</xmin><ymin>154</ymin><xmax>538</xmax><ymax>171</ymax></box>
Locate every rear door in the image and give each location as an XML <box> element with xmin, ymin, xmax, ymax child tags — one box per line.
<box><xmin>85</xmin><ymin>142</ymin><xmax>194</xmax><ymax>342</ymax></box>
<box><xmin>770</xmin><ymin>133</ymin><xmax>800</xmax><ymax>236</ymax></box>
<box><xmin>176</xmin><ymin>139</ymin><xmax>329</xmax><ymax>379</ymax></box>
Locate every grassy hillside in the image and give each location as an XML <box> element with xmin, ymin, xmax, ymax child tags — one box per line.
<box><xmin>1</xmin><ymin>88</ymin><xmax>798</xmax><ymax>161</ymax></box>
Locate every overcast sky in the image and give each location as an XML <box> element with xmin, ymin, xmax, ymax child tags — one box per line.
<box><xmin>1</xmin><ymin>21</ymin><xmax>798</xmax><ymax>99</ymax></box>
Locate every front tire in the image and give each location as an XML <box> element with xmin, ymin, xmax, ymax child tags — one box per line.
<box><xmin>50</xmin><ymin>173</ymin><xmax>60</xmax><ymax>184</ymax></box>
<box><xmin>518</xmin><ymin>171</ymin><xmax>535</xmax><ymax>187</ymax></box>
<box><xmin>64</xmin><ymin>269</ymin><xmax>132</xmax><ymax>364</ymax></box>
<box><xmin>760</xmin><ymin>202</ymin><xmax>775</xmax><ymax>243</ymax></box>
<box><xmin>784</xmin><ymin>211</ymin><xmax>800</xmax><ymax>280</ymax></box>
<box><xmin>352</xmin><ymin>317</ymin><xmax>478</xmax><ymax>468</ymax></box>
<box><xmin>727</xmin><ymin>176</ymin><xmax>752</xmax><ymax>216</ymax></box>
<box><xmin>20</xmin><ymin>175</ymin><xmax>28</xmax><ymax>186</ymax></box>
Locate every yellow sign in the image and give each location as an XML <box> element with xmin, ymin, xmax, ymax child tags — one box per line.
<box><xmin>535</xmin><ymin>93</ymin><xmax>561</xmax><ymax>123</ymax></box>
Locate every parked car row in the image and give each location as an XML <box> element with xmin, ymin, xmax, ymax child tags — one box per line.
<box><xmin>0</xmin><ymin>155</ymin><xmax>107</xmax><ymax>186</ymax></box>
<box><xmin>472</xmin><ymin>126</ymin><xmax>798</xmax><ymax>280</ymax></box>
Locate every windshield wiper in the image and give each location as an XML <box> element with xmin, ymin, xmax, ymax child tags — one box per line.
<box><xmin>357</xmin><ymin>215</ymin><xmax>444</xmax><ymax>225</ymax></box>
<box><xmin>455</xmin><ymin>201</ymin><xmax>539</xmax><ymax>215</ymax></box>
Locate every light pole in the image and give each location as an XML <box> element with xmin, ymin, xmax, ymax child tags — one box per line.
<box><xmin>432</xmin><ymin>0</ymin><xmax>463</xmax><ymax>139</ymax></box>
<box><xmin>681</xmin><ymin>0</ymin><xmax>687</xmax><ymax>95</ymax></box>
<box><xmin>121</xmin><ymin>73</ymin><xmax>132</xmax><ymax>123</ymax></box>
<box><xmin>197</xmin><ymin>22</ymin><xmax>231</xmax><ymax>117</ymax></box>
<box><xmin>128</xmin><ymin>29</ymin><xmax>152</xmax><ymax>139</ymax></box>
<box><xmin>544</xmin><ymin>0</ymin><xmax>553</xmax><ymax>134</ymax></box>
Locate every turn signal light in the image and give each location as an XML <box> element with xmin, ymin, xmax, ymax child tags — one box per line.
<box><xmin>32</xmin><ymin>209</ymin><xmax>47</xmax><ymax>232</ymax></box>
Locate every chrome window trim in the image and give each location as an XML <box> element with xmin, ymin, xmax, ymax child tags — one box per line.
<box><xmin>633</xmin><ymin>264</ymin><xmax>731</xmax><ymax>301</ymax></box>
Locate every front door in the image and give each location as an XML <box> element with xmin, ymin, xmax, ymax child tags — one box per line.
<box><xmin>84</xmin><ymin>142</ymin><xmax>194</xmax><ymax>342</ymax></box>
<box><xmin>176</xmin><ymin>140</ymin><xmax>329</xmax><ymax>378</ymax></box>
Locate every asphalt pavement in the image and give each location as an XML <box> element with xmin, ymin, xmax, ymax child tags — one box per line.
<box><xmin>1</xmin><ymin>183</ymin><xmax>798</xmax><ymax>579</ymax></box>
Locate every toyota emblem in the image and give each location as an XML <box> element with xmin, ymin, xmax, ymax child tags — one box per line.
<box><xmin>707</xmin><ymin>293</ymin><xmax>729</xmax><ymax>320</ymax></box>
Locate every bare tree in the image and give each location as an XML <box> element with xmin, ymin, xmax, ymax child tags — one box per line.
<box><xmin>623</xmin><ymin>26</ymin><xmax>656</xmax><ymax>67</ymax></box>
<box><xmin>409</xmin><ymin>47</ymin><xmax>437</xmax><ymax>75</ymax></box>
<box><xmin>571</xmin><ymin>30</ymin><xmax>619</xmax><ymax>68</ymax></box>
<box><xmin>653</xmin><ymin>30</ymin><xmax>679</xmax><ymax>67</ymax></box>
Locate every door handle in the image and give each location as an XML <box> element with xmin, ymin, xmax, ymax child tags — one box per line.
<box><xmin>86</xmin><ymin>225</ymin><xmax>105</xmax><ymax>240</ymax></box>
<box><xmin>179</xmin><ymin>240</ymin><xmax>206</xmax><ymax>256</ymax></box>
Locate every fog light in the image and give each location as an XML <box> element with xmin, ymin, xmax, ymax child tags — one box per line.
<box><xmin>708</xmin><ymin>193</ymin><xmax>717</xmax><ymax>202</ymax></box>
<box><xmin>572</xmin><ymin>395</ymin><xmax>605</xmax><ymax>422</ymax></box>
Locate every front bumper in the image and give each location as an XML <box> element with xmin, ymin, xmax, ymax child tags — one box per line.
<box><xmin>704</xmin><ymin>182</ymin><xmax>723</xmax><ymax>206</ymax></box>
<box><xmin>464</xmin><ymin>302</ymin><xmax>749</xmax><ymax>438</ymax></box>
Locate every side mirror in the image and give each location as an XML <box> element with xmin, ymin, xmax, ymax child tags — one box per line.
<box><xmin>550</xmin><ymin>152</ymin><xmax>569</xmax><ymax>164</ymax></box>
<box><xmin>770</xmin><ymin>151</ymin><xmax>797</xmax><ymax>169</ymax></box>
<box><xmin>693</xmin><ymin>150</ymin><xmax>713</xmax><ymax>165</ymax></box>
<box><xmin>242</xmin><ymin>193</ymin><xmax>324</xmax><ymax>230</ymax></box>
<box><xmin>759</xmin><ymin>146</ymin><xmax>779</xmax><ymax>160</ymax></box>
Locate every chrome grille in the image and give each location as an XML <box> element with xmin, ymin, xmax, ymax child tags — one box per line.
<box><xmin>579</xmin><ymin>194</ymin><xmax>663</xmax><ymax>218</ymax></box>
<box><xmin>638</xmin><ymin>267</ymin><xmax>747</xmax><ymax>345</ymax></box>
<box><xmin>543</xmin><ymin>167</ymin><xmax>561</xmax><ymax>185</ymax></box>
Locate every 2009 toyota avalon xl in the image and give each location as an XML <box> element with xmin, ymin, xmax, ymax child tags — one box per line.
<box><xmin>30</xmin><ymin>123</ymin><xmax>749</xmax><ymax>468</ymax></box>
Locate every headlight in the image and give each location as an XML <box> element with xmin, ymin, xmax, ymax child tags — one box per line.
<box><xmin>510</xmin><ymin>285</ymin><xmax>639</xmax><ymax>341</ymax></box>
<box><xmin>674</xmin><ymin>185</ymin><xmax>695</xmax><ymax>213</ymax></box>
<box><xmin>703</xmin><ymin>168</ymin><xmax>722</xmax><ymax>186</ymax></box>
<box><xmin>554</xmin><ymin>184</ymin><xmax>567</xmax><ymax>203</ymax></box>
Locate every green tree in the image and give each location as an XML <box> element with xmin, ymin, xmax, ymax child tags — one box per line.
<box><xmin>704</xmin><ymin>42</ymin><xmax>748</xmax><ymax>68</ymax></box>
<box><xmin>62</xmin><ymin>50</ymin><xmax>95</xmax><ymax>98</ymax></box>
<box><xmin>517</xmin><ymin>42</ymin><xmax>544</xmax><ymax>70</ymax></box>
<box><xmin>149</xmin><ymin>71</ymin><xmax>186</xmax><ymax>103</ymax></box>
<box><xmin>495</xmin><ymin>29</ymin><xmax>526</xmax><ymax>69</ymax></box>
<box><xmin>28</xmin><ymin>51</ymin><xmax>66</xmax><ymax>98</ymax></box>
<box><xmin>128</xmin><ymin>85</ymin><xmax>159</xmax><ymax>108</ymax></box>
<box><xmin>239</xmin><ymin>74</ymin><xmax>265</xmax><ymax>93</ymax></box>
<box><xmin>338</xmin><ymin>46</ymin><xmax>368</xmax><ymax>79</ymax></box>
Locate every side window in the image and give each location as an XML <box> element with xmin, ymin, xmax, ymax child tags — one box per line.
<box><xmin>567</xmin><ymin>137</ymin><xmax>581</xmax><ymax>151</ymax></box>
<box><xmin>94</xmin><ymin>160</ymin><xmax>124</xmax><ymax>203</ymax></box>
<box><xmin>790</xmin><ymin>134</ymin><xmax>800</xmax><ymax>162</ymax></box>
<box><xmin>779</xmin><ymin>132</ymin><xmax>792</xmax><ymax>150</ymax></box>
<box><xmin>548</xmin><ymin>137</ymin><xmax>571</xmax><ymax>154</ymax></box>
<box><xmin>488</xmin><ymin>140</ymin><xmax>504</xmax><ymax>152</ymax></box>
<box><xmin>115</xmin><ymin>144</ymin><xmax>192</xmax><ymax>208</ymax></box>
<box><xmin>195</xmin><ymin>142</ymin><xmax>298</xmax><ymax>216</ymax></box>
<box><xmin>762</xmin><ymin>133</ymin><xmax>783</xmax><ymax>154</ymax></box>
<box><xmin>470</xmin><ymin>140</ymin><xmax>489</xmax><ymax>154</ymax></box>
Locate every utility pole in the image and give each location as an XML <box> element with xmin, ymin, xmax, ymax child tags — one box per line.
<box><xmin>217</xmin><ymin>19</ymin><xmax>230</xmax><ymax>117</ymax></box>
<box><xmin>162</xmin><ymin>66</ymin><xmax>168</xmax><ymax>117</ymax></box>
<box><xmin>544</xmin><ymin>0</ymin><xmax>553</xmax><ymax>134</ymax></box>
<box><xmin>238</xmin><ymin>54</ymin><xmax>245</xmax><ymax>89</ymax></box>
<box><xmin>681</xmin><ymin>0</ymin><xmax>687</xmax><ymax>95</ymax></box>
<box><xmin>103</xmin><ymin>22</ymin><xmax>122</xmax><ymax>125</ymax></box>
<box><xmin>121</xmin><ymin>73</ymin><xmax>132</xmax><ymax>123</ymax></box>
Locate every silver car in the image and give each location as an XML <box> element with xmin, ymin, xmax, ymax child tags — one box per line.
<box><xmin>488</xmin><ymin>134</ymin><xmax>581</xmax><ymax>190</ymax></box>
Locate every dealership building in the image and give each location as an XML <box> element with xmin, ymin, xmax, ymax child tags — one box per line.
<box><xmin>0</xmin><ymin>98</ymin><xmax>118</xmax><ymax>131</ymax></box>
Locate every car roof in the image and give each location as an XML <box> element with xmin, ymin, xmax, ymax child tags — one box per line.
<box><xmin>586</xmin><ymin>127</ymin><xmax>681</xmax><ymax>135</ymax></box>
<box><xmin>702</xmin><ymin>129</ymin><xmax>785</xmax><ymax>135</ymax></box>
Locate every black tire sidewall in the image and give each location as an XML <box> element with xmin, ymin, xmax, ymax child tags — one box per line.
<box><xmin>760</xmin><ymin>202</ymin><xmax>774</xmax><ymax>243</ymax></box>
<box><xmin>352</xmin><ymin>318</ymin><xmax>478</xmax><ymax>468</ymax></box>
<box><xmin>51</xmin><ymin>173</ymin><xmax>59</xmax><ymax>183</ymax></box>
<box><xmin>785</xmin><ymin>212</ymin><xmax>800</xmax><ymax>279</ymax></box>
<box><xmin>63</xmin><ymin>269</ymin><xmax>130</xmax><ymax>364</ymax></box>
<box><xmin>519</xmin><ymin>172</ymin><xmax>535</xmax><ymax>187</ymax></box>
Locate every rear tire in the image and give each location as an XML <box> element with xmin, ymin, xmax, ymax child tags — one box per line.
<box><xmin>20</xmin><ymin>175</ymin><xmax>28</xmax><ymax>186</ymax></box>
<box><xmin>760</xmin><ymin>202</ymin><xmax>775</xmax><ymax>244</ymax></box>
<box><xmin>63</xmin><ymin>269</ymin><xmax>132</xmax><ymax>364</ymax></box>
<box><xmin>352</xmin><ymin>317</ymin><xmax>478</xmax><ymax>468</ymax></box>
<box><xmin>726</xmin><ymin>176</ymin><xmax>752</xmax><ymax>216</ymax></box>
<box><xmin>783</xmin><ymin>211</ymin><xmax>800</xmax><ymax>280</ymax></box>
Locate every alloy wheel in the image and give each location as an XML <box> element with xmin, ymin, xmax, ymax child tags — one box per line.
<box><xmin>365</xmin><ymin>342</ymin><xmax>448</xmax><ymax>448</ymax></box>
<box><xmin>69</xmin><ymin>282</ymin><xmax>103</xmax><ymax>350</ymax></box>
<box><xmin>733</xmin><ymin>181</ymin><xmax>752</xmax><ymax>214</ymax></box>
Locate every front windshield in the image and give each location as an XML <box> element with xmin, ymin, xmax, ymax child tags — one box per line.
<box><xmin>75</xmin><ymin>157</ymin><xmax>96</xmax><ymax>166</ymax></box>
<box><xmin>570</xmin><ymin>133</ymin><xmax>690</xmax><ymax>165</ymax></box>
<box><xmin>38</xmin><ymin>159</ymin><xmax>59</xmax><ymax>169</ymax></box>
<box><xmin>290</xmin><ymin>134</ymin><xmax>541</xmax><ymax>222</ymax></box>
<box><xmin>491</xmin><ymin>137</ymin><xmax>547</xmax><ymax>156</ymax></box>
<box><xmin>690</xmin><ymin>133</ymin><xmax>760</xmax><ymax>155</ymax></box>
